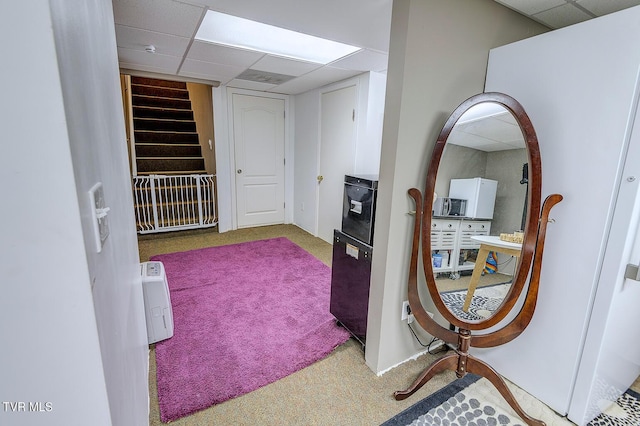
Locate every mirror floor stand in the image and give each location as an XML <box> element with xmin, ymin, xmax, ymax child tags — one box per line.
<box><xmin>397</xmin><ymin>93</ymin><xmax>563</xmax><ymax>426</ymax></box>
<box><xmin>394</xmin><ymin>192</ymin><xmax>562</xmax><ymax>426</ymax></box>
<box><xmin>394</xmin><ymin>329</ymin><xmax>546</xmax><ymax>426</ymax></box>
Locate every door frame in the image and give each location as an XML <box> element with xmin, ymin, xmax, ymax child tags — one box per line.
<box><xmin>217</xmin><ymin>87</ymin><xmax>292</xmax><ymax>231</ymax></box>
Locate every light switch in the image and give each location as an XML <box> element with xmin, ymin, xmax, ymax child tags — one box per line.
<box><xmin>88</xmin><ymin>182</ymin><xmax>110</xmax><ymax>253</ymax></box>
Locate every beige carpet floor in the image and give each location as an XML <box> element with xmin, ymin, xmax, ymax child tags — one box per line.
<box><xmin>138</xmin><ymin>224</ymin><xmax>580</xmax><ymax>425</ymax></box>
<box><xmin>435</xmin><ymin>271</ymin><xmax>512</xmax><ymax>293</ymax></box>
<box><xmin>140</xmin><ymin>225</ymin><xmax>458</xmax><ymax>425</ymax></box>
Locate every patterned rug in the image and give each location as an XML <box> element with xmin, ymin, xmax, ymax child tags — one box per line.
<box><xmin>439</xmin><ymin>282</ymin><xmax>512</xmax><ymax>321</ymax></box>
<box><xmin>382</xmin><ymin>374</ymin><xmax>573</xmax><ymax>426</ymax></box>
<box><xmin>587</xmin><ymin>388</ymin><xmax>640</xmax><ymax>425</ymax></box>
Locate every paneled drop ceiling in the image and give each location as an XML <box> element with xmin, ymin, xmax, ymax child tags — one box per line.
<box><xmin>113</xmin><ymin>0</ymin><xmax>392</xmax><ymax>94</ymax></box>
<box><xmin>112</xmin><ymin>0</ymin><xmax>640</xmax><ymax>95</ymax></box>
<box><xmin>450</xmin><ymin>110</ymin><xmax>524</xmax><ymax>152</ymax></box>
<box><xmin>495</xmin><ymin>0</ymin><xmax>640</xmax><ymax>29</ymax></box>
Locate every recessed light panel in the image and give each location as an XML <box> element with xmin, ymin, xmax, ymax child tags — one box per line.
<box><xmin>195</xmin><ymin>10</ymin><xmax>361</xmax><ymax>64</ymax></box>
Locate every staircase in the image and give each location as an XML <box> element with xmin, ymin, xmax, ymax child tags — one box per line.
<box><xmin>130</xmin><ymin>76</ymin><xmax>206</xmax><ymax>175</ymax></box>
<box><xmin>127</xmin><ymin>76</ymin><xmax>217</xmax><ymax>233</ymax></box>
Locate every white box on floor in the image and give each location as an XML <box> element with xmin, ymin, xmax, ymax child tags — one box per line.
<box><xmin>141</xmin><ymin>261</ymin><xmax>174</xmax><ymax>344</ymax></box>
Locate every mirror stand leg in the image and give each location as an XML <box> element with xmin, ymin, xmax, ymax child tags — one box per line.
<box><xmin>393</xmin><ymin>352</ymin><xmax>458</xmax><ymax>400</ymax></box>
<box><xmin>465</xmin><ymin>355</ymin><xmax>546</xmax><ymax>426</ymax></box>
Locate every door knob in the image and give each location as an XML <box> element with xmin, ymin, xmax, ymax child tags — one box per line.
<box><xmin>317</xmin><ymin>175</ymin><xmax>324</xmax><ymax>182</ymax></box>
<box><xmin>237</xmin><ymin>169</ymin><xmax>242</xmax><ymax>174</ymax></box>
<box><xmin>625</xmin><ymin>263</ymin><xmax>640</xmax><ymax>281</ymax></box>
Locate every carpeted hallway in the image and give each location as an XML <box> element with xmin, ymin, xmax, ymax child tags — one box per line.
<box><xmin>139</xmin><ymin>224</ymin><xmax>458</xmax><ymax>425</ymax></box>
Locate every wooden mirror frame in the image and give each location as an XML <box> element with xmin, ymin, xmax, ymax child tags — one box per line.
<box><xmin>395</xmin><ymin>92</ymin><xmax>562</xmax><ymax>426</ymax></box>
<box><xmin>425</xmin><ymin>92</ymin><xmax>541</xmax><ymax>331</ymax></box>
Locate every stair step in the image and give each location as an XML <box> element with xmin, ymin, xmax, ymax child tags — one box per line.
<box><xmin>131</xmin><ymin>84</ymin><xmax>190</xmax><ymax>100</ymax></box>
<box><xmin>129</xmin><ymin>76</ymin><xmax>209</xmax><ymax>180</ymax></box>
<box><xmin>132</xmin><ymin>94</ymin><xmax>192</xmax><ymax>110</ymax></box>
<box><xmin>135</xmin><ymin>144</ymin><xmax>203</xmax><ymax>157</ymax></box>
<box><xmin>135</xmin><ymin>170</ymin><xmax>207</xmax><ymax>176</ymax></box>
<box><xmin>133</xmin><ymin>106</ymin><xmax>194</xmax><ymax>121</ymax></box>
<box><xmin>134</xmin><ymin>130</ymin><xmax>199</xmax><ymax>144</ymax></box>
<box><xmin>133</xmin><ymin>117</ymin><xmax>197</xmax><ymax>132</ymax></box>
<box><xmin>131</xmin><ymin>76</ymin><xmax>187</xmax><ymax>90</ymax></box>
<box><xmin>136</xmin><ymin>157</ymin><xmax>206</xmax><ymax>173</ymax></box>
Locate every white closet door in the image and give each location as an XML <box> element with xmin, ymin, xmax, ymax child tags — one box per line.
<box><xmin>317</xmin><ymin>84</ymin><xmax>357</xmax><ymax>243</ymax></box>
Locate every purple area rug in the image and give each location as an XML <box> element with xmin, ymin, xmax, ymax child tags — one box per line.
<box><xmin>150</xmin><ymin>237</ymin><xmax>350</xmax><ymax>422</ymax></box>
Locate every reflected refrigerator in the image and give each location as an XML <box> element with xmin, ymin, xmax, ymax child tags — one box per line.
<box><xmin>449</xmin><ymin>177</ymin><xmax>498</xmax><ymax>219</ymax></box>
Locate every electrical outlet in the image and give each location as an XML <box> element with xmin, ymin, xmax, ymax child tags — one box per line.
<box><xmin>401</xmin><ymin>301</ymin><xmax>410</xmax><ymax>321</ymax></box>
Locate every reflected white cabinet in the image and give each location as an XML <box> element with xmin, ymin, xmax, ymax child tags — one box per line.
<box><xmin>457</xmin><ymin>220</ymin><xmax>492</xmax><ymax>273</ymax></box>
<box><xmin>431</xmin><ymin>218</ymin><xmax>491</xmax><ymax>276</ymax></box>
<box><xmin>431</xmin><ymin>219</ymin><xmax>459</xmax><ymax>274</ymax></box>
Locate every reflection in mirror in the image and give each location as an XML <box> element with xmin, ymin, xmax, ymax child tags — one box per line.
<box><xmin>431</xmin><ymin>103</ymin><xmax>528</xmax><ymax>321</ymax></box>
<box><xmin>395</xmin><ymin>92</ymin><xmax>561</xmax><ymax>425</ymax></box>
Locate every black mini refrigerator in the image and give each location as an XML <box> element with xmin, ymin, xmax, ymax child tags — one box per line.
<box><xmin>330</xmin><ymin>174</ymin><xmax>378</xmax><ymax>348</ymax></box>
<box><xmin>341</xmin><ymin>175</ymin><xmax>378</xmax><ymax>246</ymax></box>
<box><xmin>329</xmin><ymin>230</ymin><xmax>372</xmax><ymax>344</ymax></box>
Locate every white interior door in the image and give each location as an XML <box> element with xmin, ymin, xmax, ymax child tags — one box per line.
<box><xmin>317</xmin><ymin>85</ymin><xmax>357</xmax><ymax>243</ymax></box>
<box><xmin>232</xmin><ymin>94</ymin><xmax>285</xmax><ymax>228</ymax></box>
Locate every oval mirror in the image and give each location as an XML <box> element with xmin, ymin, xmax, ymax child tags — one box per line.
<box><xmin>396</xmin><ymin>92</ymin><xmax>561</xmax><ymax>421</ymax></box>
<box><xmin>422</xmin><ymin>92</ymin><xmax>541</xmax><ymax>330</ymax></box>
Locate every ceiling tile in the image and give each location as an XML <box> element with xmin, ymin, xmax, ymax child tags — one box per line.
<box><xmin>112</xmin><ymin>0</ymin><xmax>204</xmax><ymax>38</ymax></box>
<box><xmin>227</xmin><ymin>79</ymin><xmax>278</xmax><ymax>91</ymax></box>
<box><xmin>476</xmin><ymin>143</ymin><xmax>518</xmax><ymax>152</ymax></box>
<box><xmin>113</xmin><ymin>0</ymin><xmax>395</xmax><ymax>94</ymax></box>
<box><xmin>330</xmin><ymin>49</ymin><xmax>389</xmax><ymax>72</ymax></box>
<box><xmin>117</xmin><ymin>47</ymin><xmax>182</xmax><ymax>73</ymax></box>
<box><xmin>494</xmin><ymin>0</ymin><xmax>566</xmax><ymax>15</ymax></box>
<box><xmin>533</xmin><ymin>3</ymin><xmax>593</xmax><ymax>27</ymax></box>
<box><xmin>273</xmin><ymin>67</ymin><xmax>362</xmax><ymax>95</ymax></box>
<box><xmin>186</xmin><ymin>41</ymin><xmax>264</xmax><ymax>67</ymax></box>
<box><xmin>179</xmin><ymin>58</ymin><xmax>246</xmax><ymax>84</ymax></box>
<box><xmin>576</xmin><ymin>0</ymin><xmax>640</xmax><ymax>16</ymax></box>
<box><xmin>251</xmin><ymin>56</ymin><xmax>322</xmax><ymax>77</ymax></box>
<box><xmin>115</xmin><ymin>25</ymin><xmax>190</xmax><ymax>55</ymax></box>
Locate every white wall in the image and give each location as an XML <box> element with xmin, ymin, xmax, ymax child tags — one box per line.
<box><xmin>293</xmin><ymin>90</ymin><xmax>321</xmax><ymax>234</ymax></box>
<box><xmin>215</xmin><ymin>72</ymin><xmax>385</xmax><ymax>236</ymax></box>
<box><xmin>292</xmin><ymin>71</ymin><xmax>387</xmax><ymax>235</ymax></box>
<box><xmin>355</xmin><ymin>71</ymin><xmax>387</xmax><ymax>175</ymax></box>
<box><xmin>213</xmin><ymin>86</ymin><xmax>233</xmax><ymax>232</ymax></box>
<box><xmin>0</xmin><ymin>1</ymin><xmax>149</xmax><ymax>425</ymax></box>
<box><xmin>366</xmin><ymin>0</ymin><xmax>548</xmax><ymax>373</ymax></box>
